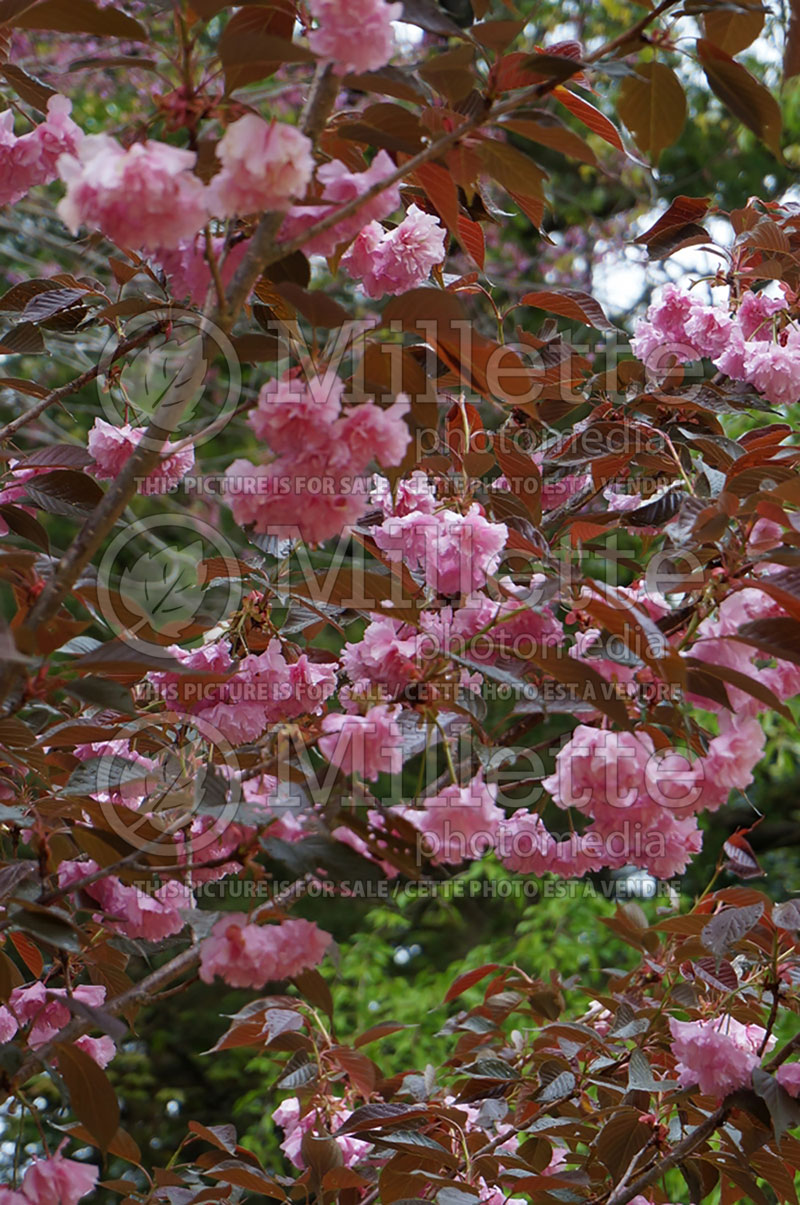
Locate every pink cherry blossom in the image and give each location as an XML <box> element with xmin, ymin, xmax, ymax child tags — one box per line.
<box><xmin>227</xmin><ymin>371</ymin><xmax>409</xmax><ymax>544</ymax></box>
<box><xmin>87</xmin><ymin>418</ymin><xmax>194</xmax><ymax>494</ymax></box>
<box><xmin>10</xmin><ymin>982</ymin><xmax>107</xmax><ymax>1051</ymax></box>
<box><xmin>57</xmin><ymin>133</ymin><xmax>208</xmax><ymax>249</ymax></box>
<box><xmin>0</xmin><ymin>1005</ymin><xmax>17</xmax><ymax>1043</ymax></box>
<box><xmin>199</xmin><ymin>915</ymin><xmax>330</xmax><ymax>988</ymax></box>
<box><xmin>737</xmin><ymin>289</ymin><xmax>787</xmax><ymax>339</ymax></box>
<box><xmin>342</xmin><ymin>617</ymin><xmax>422</xmax><ymax>694</ymax></box>
<box><xmin>0</xmin><ymin>95</ymin><xmax>82</xmax><ymax>206</ymax></box>
<box><xmin>74</xmin><ymin>1034</ymin><xmax>116</xmax><ymax>1068</ymax></box>
<box><xmin>319</xmin><ymin>703</ymin><xmax>403</xmax><ymax>780</ymax></box>
<box><xmin>698</xmin><ymin>715</ymin><xmax>764</xmax><ymax>810</ymax></box>
<box><xmin>58</xmin><ymin>858</ymin><xmax>194</xmax><ymax>942</ymax></box>
<box><xmin>154</xmin><ymin>234</ymin><xmax>248</xmax><ymax>307</ymax></box>
<box><xmin>307</xmin><ymin>0</ymin><xmax>402</xmax><ymax>75</ymax></box>
<box><xmin>408</xmin><ymin>772</ymin><xmax>504</xmax><ymax>864</ymax></box>
<box><xmin>373</xmin><ymin>505</ymin><xmax>508</xmax><ymax>595</ymax></box>
<box><xmin>18</xmin><ymin>1154</ymin><xmax>98</xmax><ymax>1205</ymax></box>
<box><xmin>279</xmin><ymin>150</ymin><xmax>401</xmax><ymax>257</ymax></box>
<box><xmin>208</xmin><ymin>115</ymin><xmax>313</xmax><ymax>217</ymax></box>
<box><xmin>151</xmin><ymin>637</ymin><xmax>335</xmax><ymax>744</ymax></box>
<box><xmin>741</xmin><ymin>331</ymin><xmax>800</xmax><ymax>406</ymax></box>
<box><xmin>341</xmin><ymin>204</ymin><xmax>446</xmax><ymax>298</ymax></box>
<box><xmin>669</xmin><ymin>1016</ymin><xmax>770</xmax><ymax>1099</ymax></box>
<box><xmin>272</xmin><ymin>1098</ymin><xmax>372</xmax><ymax>1168</ymax></box>
<box><xmin>776</xmin><ymin>1063</ymin><xmax>800</xmax><ymax>1098</ymax></box>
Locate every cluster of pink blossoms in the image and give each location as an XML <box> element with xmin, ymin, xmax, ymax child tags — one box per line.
<box><xmin>199</xmin><ymin>914</ymin><xmax>330</xmax><ymax>988</ymax></box>
<box><xmin>408</xmin><ymin>772</ymin><xmax>504</xmax><ymax>865</ymax></box>
<box><xmin>225</xmin><ymin>371</ymin><xmax>410</xmax><ymax>545</ymax></box>
<box><xmin>669</xmin><ymin>1016</ymin><xmax>772</xmax><ymax>1099</ymax></box>
<box><xmin>0</xmin><ymin>95</ymin><xmax>82</xmax><ymax>206</ymax></box>
<box><xmin>86</xmin><ymin>418</ymin><xmax>194</xmax><ymax>494</ymax></box>
<box><xmin>150</xmin><ymin>636</ymin><xmax>337</xmax><ymax>745</ymax></box>
<box><xmin>0</xmin><ymin>982</ymin><xmax>115</xmax><ymax>1068</ymax></box>
<box><xmin>58</xmin><ymin>858</ymin><xmax>193</xmax><ymax>943</ymax></box>
<box><xmin>56</xmin><ymin>113</ymin><xmax>313</xmax><ymax>250</ymax></box>
<box><xmin>0</xmin><ymin>1152</ymin><xmax>97</xmax><ymax>1205</ymax></box>
<box><xmin>272</xmin><ymin>1098</ymin><xmax>373</xmax><ymax>1168</ymax></box>
<box><xmin>341</xmin><ymin>204</ymin><xmax>446</xmax><ymax>298</ymax></box>
<box><xmin>373</xmin><ymin>503</ymin><xmax>508</xmax><ymax>596</ymax></box>
<box><xmin>279</xmin><ymin>150</ymin><xmax>401</xmax><ymax>257</ymax></box>
<box><xmin>307</xmin><ymin>0</ymin><xmax>401</xmax><ymax>75</ymax></box>
<box><xmin>632</xmin><ymin>284</ymin><xmax>800</xmax><ymax>405</ymax></box>
<box><xmin>319</xmin><ymin>703</ymin><xmax>404</xmax><ymax>782</ymax></box>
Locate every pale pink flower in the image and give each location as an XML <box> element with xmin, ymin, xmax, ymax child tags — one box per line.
<box><xmin>208</xmin><ymin>115</ymin><xmax>313</xmax><ymax>217</ymax></box>
<box><xmin>373</xmin><ymin>505</ymin><xmax>507</xmax><ymax>595</ymax></box>
<box><xmin>154</xmin><ymin>234</ymin><xmax>248</xmax><ymax>306</ymax></box>
<box><xmin>272</xmin><ymin>1098</ymin><xmax>372</xmax><ymax>1168</ymax></box>
<box><xmin>371</xmin><ymin>471</ymin><xmax>438</xmax><ymax>517</ymax></box>
<box><xmin>19</xmin><ymin>1154</ymin><xmax>98</xmax><ymax>1205</ymax></box>
<box><xmin>342</xmin><ymin>617</ymin><xmax>421</xmax><ymax>693</ymax></box>
<box><xmin>698</xmin><ymin>715</ymin><xmax>764</xmax><ymax>810</ymax></box>
<box><xmin>669</xmin><ymin>1016</ymin><xmax>770</xmax><ymax>1099</ymax></box>
<box><xmin>249</xmin><ymin>371</ymin><xmax>344</xmax><ymax>453</ymax></box>
<box><xmin>408</xmin><ymin>772</ymin><xmax>503</xmax><ymax>864</ymax></box>
<box><xmin>776</xmin><ymin>1063</ymin><xmax>800</xmax><ymax>1098</ymax></box>
<box><xmin>308</xmin><ymin>0</ymin><xmax>402</xmax><ymax>74</ymax></box>
<box><xmin>0</xmin><ymin>95</ymin><xmax>82</xmax><ymax>206</ymax></box>
<box><xmin>87</xmin><ymin>418</ymin><xmax>194</xmax><ymax>494</ymax></box>
<box><xmin>279</xmin><ymin>150</ymin><xmax>401</xmax><ymax>257</ymax></box>
<box><xmin>199</xmin><ymin>915</ymin><xmax>330</xmax><ymax>988</ymax></box>
<box><xmin>319</xmin><ymin>703</ymin><xmax>403</xmax><ymax>781</ymax></box>
<box><xmin>630</xmin><ymin>283</ymin><xmax>698</xmax><ymax>369</ymax></box>
<box><xmin>0</xmin><ymin>1006</ymin><xmax>17</xmax><ymax>1043</ymax></box>
<box><xmin>748</xmin><ymin>517</ymin><xmax>783</xmax><ymax>552</ymax></box>
<box><xmin>341</xmin><ymin>205</ymin><xmax>446</xmax><ymax>298</ymax></box>
<box><xmin>57</xmin><ymin>133</ymin><xmax>208</xmax><ymax>249</ymax></box>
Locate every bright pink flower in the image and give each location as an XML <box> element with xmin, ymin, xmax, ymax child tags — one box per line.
<box><xmin>249</xmin><ymin>371</ymin><xmax>344</xmax><ymax>453</ymax></box>
<box><xmin>10</xmin><ymin>982</ymin><xmax>107</xmax><ymax>1049</ymax></box>
<box><xmin>737</xmin><ymin>289</ymin><xmax>786</xmax><ymax>339</ymax></box>
<box><xmin>154</xmin><ymin>234</ymin><xmax>248</xmax><ymax>306</ymax></box>
<box><xmin>684</xmin><ymin>303</ymin><xmax>734</xmax><ymax>360</ymax></box>
<box><xmin>0</xmin><ymin>95</ymin><xmax>82</xmax><ymax>206</ymax></box>
<box><xmin>87</xmin><ymin>418</ymin><xmax>194</xmax><ymax>494</ymax></box>
<box><xmin>74</xmin><ymin>1034</ymin><xmax>116</xmax><ymax>1068</ymax></box>
<box><xmin>151</xmin><ymin>637</ymin><xmax>331</xmax><ymax>744</ymax></box>
<box><xmin>0</xmin><ymin>1188</ymin><xmax>27</xmax><ymax>1204</ymax></box>
<box><xmin>20</xmin><ymin>1154</ymin><xmax>98</xmax><ymax>1205</ymax></box>
<box><xmin>408</xmin><ymin>772</ymin><xmax>503</xmax><ymax>864</ymax></box>
<box><xmin>338</xmin><ymin>396</ymin><xmax>411</xmax><ymax>465</ymax></box>
<box><xmin>776</xmin><ymin>1063</ymin><xmax>800</xmax><ymax>1098</ymax></box>
<box><xmin>373</xmin><ymin>505</ymin><xmax>508</xmax><ymax>595</ymax></box>
<box><xmin>371</xmin><ymin>471</ymin><xmax>438</xmax><ymax>517</ymax></box>
<box><xmin>342</xmin><ymin>617</ymin><xmax>421</xmax><ymax>694</ymax></box>
<box><xmin>742</xmin><ymin>332</ymin><xmax>800</xmax><ymax>405</ymax></box>
<box><xmin>630</xmin><ymin>283</ymin><xmax>698</xmax><ymax>369</ymax></box>
<box><xmin>341</xmin><ymin>205</ymin><xmax>446</xmax><ymax>298</ymax></box>
<box><xmin>208</xmin><ymin>115</ymin><xmax>313</xmax><ymax>217</ymax></box>
<box><xmin>199</xmin><ymin>915</ymin><xmax>330</xmax><ymax>988</ymax></box>
<box><xmin>58</xmin><ymin>858</ymin><xmax>194</xmax><ymax>942</ymax></box>
<box><xmin>57</xmin><ymin>134</ymin><xmax>208</xmax><ymax>250</ymax></box>
<box><xmin>319</xmin><ymin>703</ymin><xmax>403</xmax><ymax>781</ymax></box>
<box><xmin>308</xmin><ymin>0</ymin><xmax>402</xmax><ymax>74</ymax></box>
<box><xmin>669</xmin><ymin>1016</ymin><xmax>770</xmax><ymax>1099</ymax></box>
<box><xmin>279</xmin><ymin>150</ymin><xmax>401</xmax><ymax>257</ymax></box>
